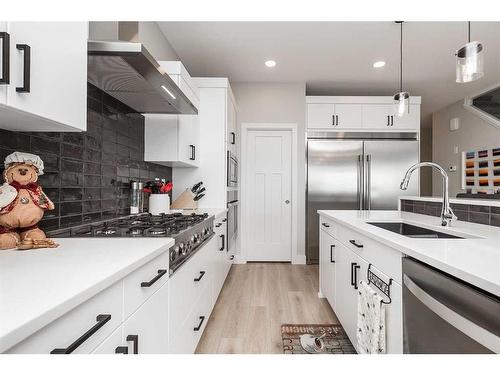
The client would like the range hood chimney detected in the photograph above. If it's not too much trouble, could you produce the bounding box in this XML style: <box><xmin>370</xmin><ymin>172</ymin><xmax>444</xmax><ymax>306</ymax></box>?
<box><xmin>87</xmin><ymin>39</ymin><xmax>198</xmax><ymax>115</ymax></box>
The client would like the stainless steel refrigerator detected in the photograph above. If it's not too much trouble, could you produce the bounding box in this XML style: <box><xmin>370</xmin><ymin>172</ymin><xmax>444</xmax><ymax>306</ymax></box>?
<box><xmin>306</xmin><ymin>138</ymin><xmax>419</xmax><ymax>263</ymax></box>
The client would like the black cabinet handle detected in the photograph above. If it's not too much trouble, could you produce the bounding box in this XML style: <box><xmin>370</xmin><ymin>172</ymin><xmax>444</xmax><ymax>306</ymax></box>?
<box><xmin>194</xmin><ymin>271</ymin><xmax>206</xmax><ymax>282</ymax></box>
<box><xmin>194</xmin><ymin>316</ymin><xmax>205</xmax><ymax>331</ymax></box>
<box><xmin>222</xmin><ymin>218</ymin><xmax>227</xmax><ymax>222</ymax></box>
<box><xmin>330</xmin><ymin>244</ymin><xmax>335</xmax><ymax>263</ymax></box>
<box><xmin>219</xmin><ymin>234</ymin><xmax>225</xmax><ymax>251</ymax></box>
<box><xmin>353</xmin><ymin>264</ymin><xmax>361</xmax><ymax>289</ymax></box>
<box><xmin>331</xmin><ymin>115</ymin><xmax>335</xmax><ymax>126</ymax></box>
<box><xmin>50</xmin><ymin>314</ymin><xmax>111</xmax><ymax>354</ymax></box>
<box><xmin>336</xmin><ymin>115</ymin><xmax>339</xmax><ymax>126</ymax></box>
<box><xmin>0</xmin><ymin>32</ymin><xmax>10</xmax><ymax>84</ymax></box>
<box><xmin>215</xmin><ymin>223</ymin><xmax>222</xmax><ymax>228</ymax></box>
<box><xmin>189</xmin><ymin>144</ymin><xmax>196</xmax><ymax>160</ymax></box>
<box><xmin>231</xmin><ymin>132</ymin><xmax>236</xmax><ymax>145</ymax></box>
<box><xmin>391</xmin><ymin>115</ymin><xmax>394</xmax><ymax>126</ymax></box>
<box><xmin>140</xmin><ymin>269</ymin><xmax>167</xmax><ymax>288</ymax></box>
<box><xmin>349</xmin><ymin>239</ymin><xmax>363</xmax><ymax>248</ymax></box>
<box><xmin>350</xmin><ymin>262</ymin><xmax>356</xmax><ymax>287</ymax></box>
<box><xmin>16</xmin><ymin>44</ymin><xmax>30</xmax><ymax>93</ymax></box>
<box><xmin>115</xmin><ymin>346</ymin><xmax>128</xmax><ymax>354</ymax></box>
<box><xmin>126</xmin><ymin>335</ymin><xmax>138</xmax><ymax>354</ymax></box>
<box><xmin>321</xmin><ymin>222</ymin><xmax>330</xmax><ymax>228</ymax></box>
<box><xmin>387</xmin><ymin>115</ymin><xmax>390</xmax><ymax>126</ymax></box>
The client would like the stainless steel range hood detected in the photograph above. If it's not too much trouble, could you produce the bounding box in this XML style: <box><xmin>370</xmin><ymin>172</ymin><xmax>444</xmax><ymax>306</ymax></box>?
<box><xmin>87</xmin><ymin>40</ymin><xmax>198</xmax><ymax>114</ymax></box>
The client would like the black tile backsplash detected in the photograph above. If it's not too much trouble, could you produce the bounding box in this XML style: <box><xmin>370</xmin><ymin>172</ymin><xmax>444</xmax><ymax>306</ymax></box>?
<box><xmin>401</xmin><ymin>199</ymin><xmax>500</xmax><ymax>227</ymax></box>
<box><xmin>0</xmin><ymin>83</ymin><xmax>172</xmax><ymax>231</ymax></box>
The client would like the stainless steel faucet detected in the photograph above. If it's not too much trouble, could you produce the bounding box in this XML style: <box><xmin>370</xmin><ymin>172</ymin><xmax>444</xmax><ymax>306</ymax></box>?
<box><xmin>400</xmin><ymin>162</ymin><xmax>457</xmax><ymax>226</ymax></box>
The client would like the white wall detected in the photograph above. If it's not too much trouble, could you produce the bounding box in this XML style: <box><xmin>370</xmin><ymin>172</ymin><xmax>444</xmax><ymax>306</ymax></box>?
<box><xmin>231</xmin><ymin>82</ymin><xmax>307</xmax><ymax>263</ymax></box>
<box><xmin>432</xmin><ymin>100</ymin><xmax>500</xmax><ymax>197</ymax></box>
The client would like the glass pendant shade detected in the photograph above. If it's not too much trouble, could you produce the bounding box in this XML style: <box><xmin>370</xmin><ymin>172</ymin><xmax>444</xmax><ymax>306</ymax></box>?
<box><xmin>456</xmin><ymin>41</ymin><xmax>484</xmax><ymax>83</ymax></box>
<box><xmin>393</xmin><ymin>91</ymin><xmax>410</xmax><ymax>117</ymax></box>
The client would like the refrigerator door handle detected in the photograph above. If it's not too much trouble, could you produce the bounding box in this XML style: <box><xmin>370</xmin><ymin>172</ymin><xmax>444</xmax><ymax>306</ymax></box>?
<box><xmin>357</xmin><ymin>155</ymin><xmax>363</xmax><ymax>210</ymax></box>
<box><xmin>365</xmin><ymin>154</ymin><xmax>371</xmax><ymax>210</ymax></box>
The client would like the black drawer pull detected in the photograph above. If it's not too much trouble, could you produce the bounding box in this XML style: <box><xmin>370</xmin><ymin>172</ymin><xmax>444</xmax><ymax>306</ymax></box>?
<box><xmin>127</xmin><ymin>334</ymin><xmax>138</xmax><ymax>354</ymax></box>
<box><xmin>50</xmin><ymin>314</ymin><xmax>111</xmax><ymax>354</ymax></box>
<box><xmin>194</xmin><ymin>316</ymin><xmax>205</xmax><ymax>331</ymax></box>
<box><xmin>0</xmin><ymin>32</ymin><xmax>10</xmax><ymax>84</ymax></box>
<box><xmin>321</xmin><ymin>222</ymin><xmax>330</xmax><ymax>228</ymax></box>
<box><xmin>215</xmin><ymin>223</ymin><xmax>222</xmax><ymax>228</ymax></box>
<box><xmin>115</xmin><ymin>346</ymin><xmax>128</xmax><ymax>354</ymax></box>
<box><xmin>16</xmin><ymin>44</ymin><xmax>30</xmax><ymax>93</ymax></box>
<box><xmin>330</xmin><ymin>244</ymin><xmax>335</xmax><ymax>263</ymax></box>
<box><xmin>349</xmin><ymin>239</ymin><xmax>363</xmax><ymax>248</ymax></box>
<box><xmin>231</xmin><ymin>132</ymin><xmax>236</xmax><ymax>145</ymax></box>
<box><xmin>350</xmin><ymin>262</ymin><xmax>356</xmax><ymax>287</ymax></box>
<box><xmin>189</xmin><ymin>144</ymin><xmax>196</xmax><ymax>160</ymax></box>
<box><xmin>194</xmin><ymin>271</ymin><xmax>206</xmax><ymax>282</ymax></box>
<box><xmin>353</xmin><ymin>264</ymin><xmax>361</xmax><ymax>289</ymax></box>
<box><xmin>222</xmin><ymin>218</ymin><xmax>227</xmax><ymax>222</ymax></box>
<box><xmin>220</xmin><ymin>234</ymin><xmax>225</xmax><ymax>251</ymax></box>
<box><xmin>140</xmin><ymin>269</ymin><xmax>167</xmax><ymax>287</ymax></box>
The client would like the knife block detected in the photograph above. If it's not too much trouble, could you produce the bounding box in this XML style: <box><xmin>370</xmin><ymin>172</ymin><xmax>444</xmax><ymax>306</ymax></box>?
<box><xmin>171</xmin><ymin>189</ymin><xmax>198</xmax><ymax>210</ymax></box>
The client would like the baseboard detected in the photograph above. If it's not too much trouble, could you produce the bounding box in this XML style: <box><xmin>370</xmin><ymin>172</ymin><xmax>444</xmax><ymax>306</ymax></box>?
<box><xmin>292</xmin><ymin>254</ymin><xmax>307</xmax><ymax>265</ymax></box>
<box><xmin>232</xmin><ymin>255</ymin><xmax>247</xmax><ymax>264</ymax></box>
<box><xmin>317</xmin><ymin>291</ymin><xmax>325</xmax><ymax>299</ymax></box>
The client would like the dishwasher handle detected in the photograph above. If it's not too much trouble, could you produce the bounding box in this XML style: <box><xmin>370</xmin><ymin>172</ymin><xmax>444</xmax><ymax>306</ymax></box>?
<box><xmin>403</xmin><ymin>275</ymin><xmax>500</xmax><ymax>353</ymax></box>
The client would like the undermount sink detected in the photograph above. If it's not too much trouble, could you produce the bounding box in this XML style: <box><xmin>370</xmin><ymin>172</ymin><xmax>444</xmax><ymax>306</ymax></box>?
<box><xmin>367</xmin><ymin>222</ymin><xmax>466</xmax><ymax>239</ymax></box>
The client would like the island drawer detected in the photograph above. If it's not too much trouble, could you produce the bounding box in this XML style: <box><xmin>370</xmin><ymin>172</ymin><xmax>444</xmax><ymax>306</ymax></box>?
<box><xmin>319</xmin><ymin>215</ymin><xmax>337</xmax><ymax>238</ymax></box>
<box><xmin>123</xmin><ymin>251</ymin><xmax>169</xmax><ymax>319</ymax></box>
<box><xmin>336</xmin><ymin>223</ymin><xmax>403</xmax><ymax>282</ymax></box>
<box><xmin>6</xmin><ymin>280</ymin><xmax>123</xmax><ymax>354</ymax></box>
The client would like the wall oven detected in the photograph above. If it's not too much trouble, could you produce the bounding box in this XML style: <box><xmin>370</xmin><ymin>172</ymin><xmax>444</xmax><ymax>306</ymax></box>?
<box><xmin>227</xmin><ymin>151</ymin><xmax>238</xmax><ymax>187</ymax></box>
<box><xmin>402</xmin><ymin>257</ymin><xmax>500</xmax><ymax>354</ymax></box>
<box><xmin>226</xmin><ymin>190</ymin><xmax>238</xmax><ymax>253</ymax></box>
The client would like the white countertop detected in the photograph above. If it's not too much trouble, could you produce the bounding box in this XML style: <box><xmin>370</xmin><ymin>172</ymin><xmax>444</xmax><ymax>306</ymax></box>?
<box><xmin>318</xmin><ymin>210</ymin><xmax>500</xmax><ymax>297</ymax></box>
<box><xmin>399</xmin><ymin>196</ymin><xmax>500</xmax><ymax>207</ymax></box>
<box><xmin>0</xmin><ymin>237</ymin><xmax>174</xmax><ymax>352</ymax></box>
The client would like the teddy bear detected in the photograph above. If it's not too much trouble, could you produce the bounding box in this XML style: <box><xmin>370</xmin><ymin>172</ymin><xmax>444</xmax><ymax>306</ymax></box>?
<box><xmin>0</xmin><ymin>152</ymin><xmax>55</xmax><ymax>250</ymax></box>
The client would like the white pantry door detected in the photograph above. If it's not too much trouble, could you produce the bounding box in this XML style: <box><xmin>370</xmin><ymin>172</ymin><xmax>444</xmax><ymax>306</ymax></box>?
<box><xmin>246</xmin><ymin>130</ymin><xmax>292</xmax><ymax>261</ymax></box>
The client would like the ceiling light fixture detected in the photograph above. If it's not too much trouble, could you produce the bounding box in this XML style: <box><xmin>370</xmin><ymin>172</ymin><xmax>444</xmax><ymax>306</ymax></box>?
<box><xmin>393</xmin><ymin>21</ymin><xmax>410</xmax><ymax>117</ymax></box>
<box><xmin>161</xmin><ymin>85</ymin><xmax>176</xmax><ymax>99</ymax></box>
<box><xmin>265</xmin><ymin>60</ymin><xmax>276</xmax><ymax>68</ymax></box>
<box><xmin>455</xmin><ymin>21</ymin><xmax>484</xmax><ymax>83</ymax></box>
<box><xmin>373</xmin><ymin>61</ymin><xmax>386</xmax><ymax>68</ymax></box>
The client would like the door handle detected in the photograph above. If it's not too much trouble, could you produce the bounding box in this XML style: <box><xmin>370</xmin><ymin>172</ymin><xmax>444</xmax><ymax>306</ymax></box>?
<box><xmin>349</xmin><ymin>239</ymin><xmax>364</xmax><ymax>248</ymax></box>
<box><xmin>350</xmin><ymin>262</ymin><xmax>356</xmax><ymax>287</ymax></box>
<box><xmin>353</xmin><ymin>264</ymin><xmax>361</xmax><ymax>289</ymax></box>
<box><xmin>357</xmin><ymin>154</ymin><xmax>363</xmax><ymax>210</ymax></box>
<box><xmin>194</xmin><ymin>316</ymin><xmax>205</xmax><ymax>331</ymax></box>
<box><xmin>231</xmin><ymin>132</ymin><xmax>236</xmax><ymax>144</ymax></box>
<box><xmin>0</xmin><ymin>32</ymin><xmax>10</xmax><ymax>84</ymax></box>
<box><xmin>50</xmin><ymin>314</ymin><xmax>111</xmax><ymax>354</ymax></box>
<box><xmin>126</xmin><ymin>335</ymin><xmax>138</xmax><ymax>354</ymax></box>
<box><xmin>16</xmin><ymin>44</ymin><xmax>30</xmax><ymax>93</ymax></box>
<box><xmin>219</xmin><ymin>234</ymin><xmax>225</xmax><ymax>251</ymax></box>
<box><xmin>189</xmin><ymin>145</ymin><xmax>196</xmax><ymax>160</ymax></box>
<box><xmin>285</xmin><ymin>199</ymin><xmax>290</xmax><ymax>204</ymax></box>
<box><xmin>194</xmin><ymin>270</ymin><xmax>206</xmax><ymax>282</ymax></box>
<box><xmin>365</xmin><ymin>154</ymin><xmax>371</xmax><ymax>210</ymax></box>
<box><xmin>321</xmin><ymin>222</ymin><xmax>330</xmax><ymax>228</ymax></box>
<box><xmin>140</xmin><ymin>269</ymin><xmax>167</xmax><ymax>287</ymax></box>
<box><xmin>330</xmin><ymin>244</ymin><xmax>335</xmax><ymax>263</ymax></box>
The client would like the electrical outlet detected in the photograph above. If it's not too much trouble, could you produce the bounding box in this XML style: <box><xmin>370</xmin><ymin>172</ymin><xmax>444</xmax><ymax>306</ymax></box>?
<box><xmin>454</xmin><ymin>146</ymin><xmax>459</xmax><ymax>154</ymax></box>
<box><xmin>449</xmin><ymin>165</ymin><xmax>457</xmax><ymax>172</ymax></box>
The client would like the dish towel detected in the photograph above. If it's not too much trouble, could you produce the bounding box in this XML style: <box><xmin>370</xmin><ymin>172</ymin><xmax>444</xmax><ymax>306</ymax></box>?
<box><xmin>356</xmin><ymin>280</ymin><xmax>386</xmax><ymax>354</ymax></box>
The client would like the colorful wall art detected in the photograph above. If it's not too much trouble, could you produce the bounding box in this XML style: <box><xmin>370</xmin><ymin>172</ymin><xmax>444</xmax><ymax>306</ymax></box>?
<box><xmin>462</xmin><ymin>147</ymin><xmax>500</xmax><ymax>194</ymax></box>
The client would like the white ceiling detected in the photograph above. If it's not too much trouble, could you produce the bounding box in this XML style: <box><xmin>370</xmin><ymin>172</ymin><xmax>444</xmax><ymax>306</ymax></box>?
<box><xmin>158</xmin><ymin>22</ymin><xmax>500</xmax><ymax>126</ymax></box>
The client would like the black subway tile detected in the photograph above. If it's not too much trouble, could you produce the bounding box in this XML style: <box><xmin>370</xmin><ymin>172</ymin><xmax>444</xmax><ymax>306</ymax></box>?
<box><xmin>490</xmin><ymin>214</ymin><xmax>500</xmax><ymax>227</ymax></box>
<box><xmin>62</xmin><ymin>143</ymin><xmax>83</xmax><ymax>160</ymax></box>
<box><xmin>31</xmin><ymin>136</ymin><xmax>60</xmax><ymax>155</ymax></box>
<box><xmin>61</xmin><ymin>202</ymin><xmax>83</xmax><ymax>216</ymax></box>
<box><xmin>61</xmin><ymin>188</ymin><xmax>83</xmax><ymax>202</ymax></box>
<box><xmin>469</xmin><ymin>212</ymin><xmax>490</xmax><ymax>225</ymax></box>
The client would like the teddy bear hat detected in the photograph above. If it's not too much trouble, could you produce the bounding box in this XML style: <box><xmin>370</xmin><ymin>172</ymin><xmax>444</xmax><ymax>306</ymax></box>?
<box><xmin>4</xmin><ymin>152</ymin><xmax>45</xmax><ymax>175</ymax></box>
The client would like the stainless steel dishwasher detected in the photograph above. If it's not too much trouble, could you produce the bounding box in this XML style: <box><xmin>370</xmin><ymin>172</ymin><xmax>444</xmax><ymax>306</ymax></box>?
<box><xmin>402</xmin><ymin>257</ymin><xmax>500</xmax><ymax>354</ymax></box>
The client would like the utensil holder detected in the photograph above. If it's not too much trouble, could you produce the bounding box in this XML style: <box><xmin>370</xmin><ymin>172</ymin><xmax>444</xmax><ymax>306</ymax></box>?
<box><xmin>148</xmin><ymin>194</ymin><xmax>170</xmax><ymax>215</ymax></box>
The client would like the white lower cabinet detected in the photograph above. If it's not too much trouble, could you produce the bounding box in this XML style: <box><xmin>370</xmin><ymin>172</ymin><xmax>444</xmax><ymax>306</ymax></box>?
<box><xmin>319</xmin><ymin>216</ymin><xmax>403</xmax><ymax>354</ymax></box>
<box><xmin>91</xmin><ymin>326</ymin><xmax>124</xmax><ymax>354</ymax></box>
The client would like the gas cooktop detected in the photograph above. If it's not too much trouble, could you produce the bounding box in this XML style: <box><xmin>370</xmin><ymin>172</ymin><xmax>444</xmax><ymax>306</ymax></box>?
<box><xmin>47</xmin><ymin>212</ymin><xmax>215</xmax><ymax>276</ymax></box>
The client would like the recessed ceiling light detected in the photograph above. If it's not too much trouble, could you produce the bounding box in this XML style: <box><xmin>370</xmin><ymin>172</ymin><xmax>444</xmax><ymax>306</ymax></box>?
<box><xmin>373</xmin><ymin>61</ymin><xmax>386</xmax><ymax>68</ymax></box>
<box><xmin>265</xmin><ymin>60</ymin><xmax>277</xmax><ymax>68</ymax></box>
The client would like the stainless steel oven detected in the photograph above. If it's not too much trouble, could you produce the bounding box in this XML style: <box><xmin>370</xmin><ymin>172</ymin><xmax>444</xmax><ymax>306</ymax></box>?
<box><xmin>227</xmin><ymin>151</ymin><xmax>238</xmax><ymax>187</ymax></box>
<box><xmin>402</xmin><ymin>257</ymin><xmax>500</xmax><ymax>353</ymax></box>
<box><xmin>226</xmin><ymin>190</ymin><xmax>238</xmax><ymax>253</ymax></box>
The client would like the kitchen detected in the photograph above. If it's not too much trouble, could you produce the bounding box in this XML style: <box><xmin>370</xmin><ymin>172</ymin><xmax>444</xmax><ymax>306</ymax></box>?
<box><xmin>1</xmin><ymin>3</ymin><xmax>500</xmax><ymax>374</ymax></box>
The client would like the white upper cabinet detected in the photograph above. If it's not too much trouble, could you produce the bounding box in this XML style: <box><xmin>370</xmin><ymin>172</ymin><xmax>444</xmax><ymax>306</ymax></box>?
<box><xmin>144</xmin><ymin>61</ymin><xmax>200</xmax><ymax>168</ymax></box>
<box><xmin>307</xmin><ymin>103</ymin><xmax>335</xmax><ymax>128</ymax></box>
<box><xmin>0</xmin><ymin>22</ymin><xmax>88</xmax><ymax>132</ymax></box>
<box><xmin>307</xmin><ymin>97</ymin><xmax>420</xmax><ymax>132</ymax></box>
<box><xmin>227</xmin><ymin>92</ymin><xmax>237</xmax><ymax>154</ymax></box>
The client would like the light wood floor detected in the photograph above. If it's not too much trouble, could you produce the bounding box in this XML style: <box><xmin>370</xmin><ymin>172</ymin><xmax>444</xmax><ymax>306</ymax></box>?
<box><xmin>195</xmin><ymin>263</ymin><xmax>339</xmax><ymax>354</ymax></box>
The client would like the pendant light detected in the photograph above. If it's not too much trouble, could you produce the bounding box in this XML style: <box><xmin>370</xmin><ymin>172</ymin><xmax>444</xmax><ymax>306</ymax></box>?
<box><xmin>394</xmin><ymin>21</ymin><xmax>409</xmax><ymax>117</ymax></box>
<box><xmin>456</xmin><ymin>22</ymin><xmax>484</xmax><ymax>83</ymax></box>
